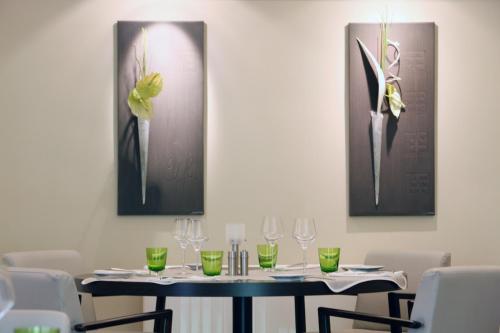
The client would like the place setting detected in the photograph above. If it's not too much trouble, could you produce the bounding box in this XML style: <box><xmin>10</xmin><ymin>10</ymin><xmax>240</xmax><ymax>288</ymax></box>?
<box><xmin>82</xmin><ymin>216</ymin><xmax>407</xmax><ymax>293</ymax></box>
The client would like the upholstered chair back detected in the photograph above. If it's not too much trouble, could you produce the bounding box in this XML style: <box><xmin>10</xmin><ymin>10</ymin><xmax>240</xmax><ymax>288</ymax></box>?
<box><xmin>2</xmin><ymin>250</ymin><xmax>95</xmax><ymax>322</ymax></box>
<box><xmin>409</xmin><ymin>266</ymin><xmax>500</xmax><ymax>333</ymax></box>
<box><xmin>353</xmin><ymin>251</ymin><xmax>451</xmax><ymax>331</ymax></box>
<box><xmin>7</xmin><ymin>267</ymin><xmax>84</xmax><ymax>332</ymax></box>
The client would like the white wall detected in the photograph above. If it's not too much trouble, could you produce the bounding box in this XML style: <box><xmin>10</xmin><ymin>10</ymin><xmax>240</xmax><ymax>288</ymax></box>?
<box><xmin>1</xmin><ymin>0</ymin><xmax>499</xmax><ymax>331</ymax></box>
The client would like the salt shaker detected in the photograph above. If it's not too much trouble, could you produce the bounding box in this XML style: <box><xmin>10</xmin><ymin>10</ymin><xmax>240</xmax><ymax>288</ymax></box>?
<box><xmin>228</xmin><ymin>251</ymin><xmax>238</xmax><ymax>276</ymax></box>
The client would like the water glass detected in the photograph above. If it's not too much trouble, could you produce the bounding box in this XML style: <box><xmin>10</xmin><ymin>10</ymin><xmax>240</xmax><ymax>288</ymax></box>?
<box><xmin>201</xmin><ymin>251</ymin><xmax>223</xmax><ymax>276</ymax></box>
<box><xmin>174</xmin><ymin>217</ymin><xmax>190</xmax><ymax>274</ymax></box>
<box><xmin>187</xmin><ymin>218</ymin><xmax>208</xmax><ymax>272</ymax></box>
<box><xmin>257</xmin><ymin>244</ymin><xmax>278</xmax><ymax>270</ymax></box>
<box><xmin>318</xmin><ymin>248</ymin><xmax>340</xmax><ymax>273</ymax></box>
<box><xmin>292</xmin><ymin>218</ymin><xmax>317</xmax><ymax>272</ymax></box>
<box><xmin>146</xmin><ymin>247</ymin><xmax>167</xmax><ymax>276</ymax></box>
<box><xmin>261</xmin><ymin>216</ymin><xmax>284</xmax><ymax>244</ymax></box>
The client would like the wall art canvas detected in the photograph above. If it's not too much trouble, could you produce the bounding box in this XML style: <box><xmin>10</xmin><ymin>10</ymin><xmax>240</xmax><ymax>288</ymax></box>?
<box><xmin>348</xmin><ymin>23</ymin><xmax>435</xmax><ymax>216</ymax></box>
<box><xmin>117</xmin><ymin>21</ymin><xmax>205</xmax><ymax>215</ymax></box>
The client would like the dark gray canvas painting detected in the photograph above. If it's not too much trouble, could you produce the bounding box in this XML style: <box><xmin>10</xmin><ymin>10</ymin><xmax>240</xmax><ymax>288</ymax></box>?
<box><xmin>117</xmin><ymin>21</ymin><xmax>204</xmax><ymax>215</ymax></box>
<box><xmin>348</xmin><ymin>23</ymin><xmax>435</xmax><ymax>216</ymax></box>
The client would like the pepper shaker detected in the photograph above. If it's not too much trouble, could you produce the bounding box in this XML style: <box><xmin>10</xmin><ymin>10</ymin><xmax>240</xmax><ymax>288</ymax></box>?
<box><xmin>240</xmin><ymin>250</ymin><xmax>249</xmax><ymax>276</ymax></box>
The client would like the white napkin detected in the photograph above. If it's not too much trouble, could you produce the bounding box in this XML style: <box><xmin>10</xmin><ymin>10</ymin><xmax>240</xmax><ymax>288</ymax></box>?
<box><xmin>306</xmin><ymin>270</ymin><xmax>407</xmax><ymax>293</ymax></box>
<box><xmin>81</xmin><ymin>274</ymin><xmax>217</xmax><ymax>285</ymax></box>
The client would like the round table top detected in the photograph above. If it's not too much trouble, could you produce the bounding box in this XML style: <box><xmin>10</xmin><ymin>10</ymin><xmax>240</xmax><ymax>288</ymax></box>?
<box><xmin>75</xmin><ymin>274</ymin><xmax>400</xmax><ymax>298</ymax></box>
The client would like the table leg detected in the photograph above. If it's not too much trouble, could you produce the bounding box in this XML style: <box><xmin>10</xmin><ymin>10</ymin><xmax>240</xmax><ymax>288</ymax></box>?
<box><xmin>233</xmin><ymin>296</ymin><xmax>252</xmax><ymax>333</ymax></box>
<box><xmin>154</xmin><ymin>296</ymin><xmax>166</xmax><ymax>333</ymax></box>
<box><xmin>294</xmin><ymin>296</ymin><xmax>306</xmax><ymax>333</ymax></box>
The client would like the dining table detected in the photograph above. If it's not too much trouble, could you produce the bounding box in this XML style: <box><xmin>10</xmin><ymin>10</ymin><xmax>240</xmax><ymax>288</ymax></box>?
<box><xmin>75</xmin><ymin>268</ymin><xmax>404</xmax><ymax>333</ymax></box>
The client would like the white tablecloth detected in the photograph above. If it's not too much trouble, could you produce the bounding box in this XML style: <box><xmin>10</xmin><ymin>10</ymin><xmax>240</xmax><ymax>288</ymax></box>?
<box><xmin>84</xmin><ymin>267</ymin><xmax>406</xmax><ymax>333</ymax></box>
<box><xmin>84</xmin><ymin>268</ymin><xmax>406</xmax><ymax>293</ymax></box>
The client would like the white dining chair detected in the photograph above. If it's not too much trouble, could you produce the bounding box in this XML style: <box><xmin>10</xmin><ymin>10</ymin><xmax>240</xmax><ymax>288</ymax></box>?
<box><xmin>307</xmin><ymin>251</ymin><xmax>451</xmax><ymax>333</ymax></box>
<box><xmin>350</xmin><ymin>250</ymin><xmax>451</xmax><ymax>332</ymax></box>
<box><xmin>0</xmin><ymin>309</ymin><xmax>71</xmax><ymax>333</ymax></box>
<box><xmin>319</xmin><ymin>266</ymin><xmax>500</xmax><ymax>333</ymax></box>
<box><xmin>7</xmin><ymin>267</ymin><xmax>172</xmax><ymax>333</ymax></box>
<box><xmin>1</xmin><ymin>250</ymin><xmax>96</xmax><ymax>322</ymax></box>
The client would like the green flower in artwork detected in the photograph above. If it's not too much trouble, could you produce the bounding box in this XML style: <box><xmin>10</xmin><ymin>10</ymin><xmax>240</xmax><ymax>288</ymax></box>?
<box><xmin>128</xmin><ymin>72</ymin><xmax>163</xmax><ymax>119</ymax></box>
<box><xmin>127</xmin><ymin>27</ymin><xmax>164</xmax><ymax>120</ymax></box>
<box><xmin>385</xmin><ymin>83</ymin><xmax>405</xmax><ymax>119</ymax></box>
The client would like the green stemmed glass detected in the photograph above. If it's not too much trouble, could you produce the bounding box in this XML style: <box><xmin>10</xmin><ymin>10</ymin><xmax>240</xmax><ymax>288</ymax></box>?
<box><xmin>146</xmin><ymin>247</ymin><xmax>167</xmax><ymax>277</ymax></box>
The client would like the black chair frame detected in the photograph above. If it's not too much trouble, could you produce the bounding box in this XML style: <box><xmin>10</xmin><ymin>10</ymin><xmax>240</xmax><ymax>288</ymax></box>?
<box><xmin>74</xmin><ymin>309</ymin><xmax>173</xmax><ymax>333</ymax></box>
<box><xmin>388</xmin><ymin>292</ymin><xmax>417</xmax><ymax>333</ymax></box>
<box><xmin>318</xmin><ymin>307</ymin><xmax>421</xmax><ymax>333</ymax></box>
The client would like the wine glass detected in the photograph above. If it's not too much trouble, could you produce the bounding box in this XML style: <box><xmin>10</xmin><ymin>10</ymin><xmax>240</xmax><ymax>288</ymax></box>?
<box><xmin>292</xmin><ymin>218</ymin><xmax>317</xmax><ymax>272</ymax></box>
<box><xmin>261</xmin><ymin>216</ymin><xmax>284</xmax><ymax>270</ymax></box>
<box><xmin>0</xmin><ymin>267</ymin><xmax>15</xmax><ymax>321</ymax></box>
<box><xmin>174</xmin><ymin>217</ymin><xmax>190</xmax><ymax>274</ymax></box>
<box><xmin>187</xmin><ymin>218</ymin><xmax>208</xmax><ymax>272</ymax></box>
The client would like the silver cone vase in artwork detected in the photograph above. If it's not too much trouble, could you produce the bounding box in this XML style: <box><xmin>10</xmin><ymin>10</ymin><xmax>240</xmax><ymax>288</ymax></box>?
<box><xmin>370</xmin><ymin>111</ymin><xmax>384</xmax><ymax>206</ymax></box>
<box><xmin>138</xmin><ymin>118</ymin><xmax>150</xmax><ymax>205</ymax></box>
<box><xmin>356</xmin><ymin>38</ymin><xmax>386</xmax><ymax>207</ymax></box>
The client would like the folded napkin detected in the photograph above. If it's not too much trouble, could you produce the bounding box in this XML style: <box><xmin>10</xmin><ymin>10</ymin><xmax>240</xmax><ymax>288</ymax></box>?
<box><xmin>306</xmin><ymin>270</ymin><xmax>407</xmax><ymax>293</ymax></box>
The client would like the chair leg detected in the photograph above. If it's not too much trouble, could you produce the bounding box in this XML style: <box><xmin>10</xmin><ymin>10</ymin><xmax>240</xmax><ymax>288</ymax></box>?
<box><xmin>318</xmin><ymin>308</ymin><xmax>331</xmax><ymax>333</ymax></box>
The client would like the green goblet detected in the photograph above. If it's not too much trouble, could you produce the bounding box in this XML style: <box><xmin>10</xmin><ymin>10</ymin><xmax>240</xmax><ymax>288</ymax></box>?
<box><xmin>257</xmin><ymin>244</ymin><xmax>278</xmax><ymax>271</ymax></box>
<box><xmin>318</xmin><ymin>247</ymin><xmax>340</xmax><ymax>273</ymax></box>
<box><xmin>201</xmin><ymin>251</ymin><xmax>223</xmax><ymax>276</ymax></box>
<box><xmin>146</xmin><ymin>247</ymin><xmax>167</xmax><ymax>277</ymax></box>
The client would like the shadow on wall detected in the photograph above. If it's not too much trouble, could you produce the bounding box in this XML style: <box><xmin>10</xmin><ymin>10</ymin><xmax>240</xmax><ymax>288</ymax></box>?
<box><xmin>1</xmin><ymin>1</ymin><xmax>84</xmax><ymax>63</ymax></box>
<box><xmin>347</xmin><ymin>216</ymin><xmax>437</xmax><ymax>233</ymax></box>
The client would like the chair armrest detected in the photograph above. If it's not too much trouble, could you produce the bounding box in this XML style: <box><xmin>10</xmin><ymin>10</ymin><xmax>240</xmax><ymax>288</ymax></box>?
<box><xmin>318</xmin><ymin>307</ymin><xmax>421</xmax><ymax>333</ymax></box>
<box><xmin>74</xmin><ymin>309</ymin><xmax>172</xmax><ymax>332</ymax></box>
<box><xmin>388</xmin><ymin>292</ymin><xmax>416</xmax><ymax>317</ymax></box>
<box><xmin>388</xmin><ymin>292</ymin><xmax>417</xmax><ymax>333</ymax></box>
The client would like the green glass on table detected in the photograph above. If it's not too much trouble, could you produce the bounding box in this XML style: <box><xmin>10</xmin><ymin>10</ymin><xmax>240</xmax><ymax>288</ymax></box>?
<box><xmin>200</xmin><ymin>251</ymin><xmax>223</xmax><ymax>276</ymax></box>
<box><xmin>257</xmin><ymin>244</ymin><xmax>278</xmax><ymax>270</ymax></box>
<box><xmin>146</xmin><ymin>247</ymin><xmax>168</xmax><ymax>276</ymax></box>
<box><xmin>318</xmin><ymin>247</ymin><xmax>340</xmax><ymax>273</ymax></box>
<box><xmin>14</xmin><ymin>327</ymin><xmax>60</xmax><ymax>333</ymax></box>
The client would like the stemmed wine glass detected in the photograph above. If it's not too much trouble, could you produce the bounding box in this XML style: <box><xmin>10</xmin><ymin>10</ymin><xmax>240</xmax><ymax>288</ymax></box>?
<box><xmin>292</xmin><ymin>218</ymin><xmax>317</xmax><ymax>273</ymax></box>
<box><xmin>0</xmin><ymin>267</ymin><xmax>15</xmax><ymax>321</ymax></box>
<box><xmin>187</xmin><ymin>218</ymin><xmax>208</xmax><ymax>272</ymax></box>
<box><xmin>261</xmin><ymin>216</ymin><xmax>284</xmax><ymax>271</ymax></box>
<box><xmin>174</xmin><ymin>217</ymin><xmax>190</xmax><ymax>275</ymax></box>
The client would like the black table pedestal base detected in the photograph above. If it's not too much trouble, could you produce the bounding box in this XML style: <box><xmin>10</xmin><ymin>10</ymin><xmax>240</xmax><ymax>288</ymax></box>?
<box><xmin>233</xmin><ymin>296</ymin><xmax>252</xmax><ymax>333</ymax></box>
<box><xmin>294</xmin><ymin>295</ymin><xmax>306</xmax><ymax>333</ymax></box>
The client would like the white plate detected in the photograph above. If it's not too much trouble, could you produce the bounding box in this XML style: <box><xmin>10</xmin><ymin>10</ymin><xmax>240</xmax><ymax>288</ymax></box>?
<box><xmin>340</xmin><ymin>265</ymin><xmax>384</xmax><ymax>272</ymax></box>
<box><xmin>275</xmin><ymin>264</ymin><xmax>320</xmax><ymax>271</ymax></box>
<box><xmin>269</xmin><ymin>274</ymin><xmax>306</xmax><ymax>281</ymax></box>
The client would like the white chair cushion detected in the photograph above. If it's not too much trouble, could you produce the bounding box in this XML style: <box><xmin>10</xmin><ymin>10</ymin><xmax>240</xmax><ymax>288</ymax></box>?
<box><xmin>0</xmin><ymin>310</ymin><xmax>71</xmax><ymax>333</ymax></box>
